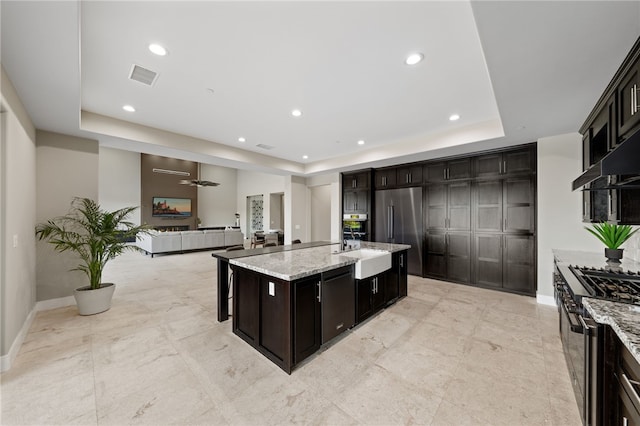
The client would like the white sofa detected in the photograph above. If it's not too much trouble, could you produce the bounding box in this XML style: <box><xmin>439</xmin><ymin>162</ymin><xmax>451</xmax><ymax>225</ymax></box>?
<box><xmin>136</xmin><ymin>229</ymin><xmax>244</xmax><ymax>257</ymax></box>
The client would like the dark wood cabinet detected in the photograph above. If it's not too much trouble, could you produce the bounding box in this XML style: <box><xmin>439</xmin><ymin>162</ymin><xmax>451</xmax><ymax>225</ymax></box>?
<box><xmin>343</xmin><ymin>171</ymin><xmax>370</xmax><ymax>190</ymax></box>
<box><xmin>612</xmin><ymin>328</ymin><xmax>640</xmax><ymax>426</ymax></box>
<box><xmin>475</xmin><ymin>147</ymin><xmax>534</xmax><ymax>178</ymax></box>
<box><xmin>503</xmin><ymin>235</ymin><xmax>535</xmax><ymax>293</ymax></box>
<box><xmin>395</xmin><ymin>250</ymin><xmax>408</xmax><ymax>297</ymax></box>
<box><xmin>579</xmin><ymin>37</ymin><xmax>640</xmax><ymax>225</ymax></box>
<box><xmin>293</xmin><ymin>275</ymin><xmax>321</xmax><ymax>364</ymax></box>
<box><xmin>618</xmin><ymin>61</ymin><xmax>640</xmax><ymax>139</ymax></box>
<box><xmin>424</xmin><ymin>158</ymin><xmax>471</xmax><ymax>182</ymax></box>
<box><xmin>375</xmin><ymin>167</ymin><xmax>398</xmax><ymax>189</ymax></box>
<box><xmin>473</xmin><ymin>234</ymin><xmax>534</xmax><ymax>294</ymax></box>
<box><xmin>343</xmin><ymin>190</ymin><xmax>368</xmax><ymax>213</ymax></box>
<box><xmin>233</xmin><ymin>267</ymin><xmax>260</xmax><ymax>343</ymax></box>
<box><xmin>474</xmin><ymin>234</ymin><xmax>503</xmax><ymax>289</ymax></box>
<box><xmin>260</xmin><ymin>276</ymin><xmax>290</xmax><ymax>363</ymax></box>
<box><xmin>474</xmin><ymin>178</ymin><xmax>535</xmax><ymax>234</ymax></box>
<box><xmin>396</xmin><ymin>165</ymin><xmax>422</xmax><ymax>187</ymax></box>
<box><xmin>426</xmin><ymin>181</ymin><xmax>471</xmax><ymax>231</ymax></box>
<box><xmin>356</xmin><ymin>273</ymin><xmax>385</xmax><ymax>323</ymax></box>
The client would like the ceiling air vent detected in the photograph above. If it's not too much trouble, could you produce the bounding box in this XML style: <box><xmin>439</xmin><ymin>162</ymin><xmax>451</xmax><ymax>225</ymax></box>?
<box><xmin>256</xmin><ymin>143</ymin><xmax>275</xmax><ymax>150</ymax></box>
<box><xmin>129</xmin><ymin>64</ymin><xmax>158</xmax><ymax>86</ymax></box>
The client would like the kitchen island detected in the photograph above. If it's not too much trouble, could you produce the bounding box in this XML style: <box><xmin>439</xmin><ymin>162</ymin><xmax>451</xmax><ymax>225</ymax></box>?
<box><xmin>220</xmin><ymin>242</ymin><xmax>409</xmax><ymax>373</ymax></box>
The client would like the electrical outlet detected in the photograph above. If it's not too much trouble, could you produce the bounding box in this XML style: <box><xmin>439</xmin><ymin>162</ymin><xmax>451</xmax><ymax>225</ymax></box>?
<box><xmin>268</xmin><ymin>281</ymin><xmax>275</xmax><ymax>296</ymax></box>
<box><xmin>13</xmin><ymin>234</ymin><xmax>18</xmax><ymax>248</ymax></box>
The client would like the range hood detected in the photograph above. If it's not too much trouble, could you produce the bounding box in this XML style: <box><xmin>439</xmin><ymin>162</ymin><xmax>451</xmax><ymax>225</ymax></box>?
<box><xmin>572</xmin><ymin>128</ymin><xmax>640</xmax><ymax>191</ymax></box>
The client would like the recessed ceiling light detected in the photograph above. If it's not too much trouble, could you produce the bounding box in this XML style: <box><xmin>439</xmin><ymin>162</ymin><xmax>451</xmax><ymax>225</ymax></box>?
<box><xmin>405</xmin><ymin>53</ymin><xmax>424</xmax><ymax>65</ymax></box>
<box><xmin>291</xmin><ymin>109</ymin><xmax>302</xmax><ymax>117</ymax></box>
<box><xmin>238</xmin><ymin>137</ymin><xmax>246</xmax><ymax>143</ymax></box>
<box><xmin>357</xmin><ymin>140</ymin><xmax>365</xmax><ymax>145</ymax></box>
<box><xmin>302</xmin><ymin>155</ymin><xmax>308</xmax><ymax>159</ymax></box>
<box><xmin>123</xmin><ymin>105</ymin><xmax>135</xmax><ymax>112</ymax></box>
<box><xmin>148</xmin><ymin>43</ymin><xmax>167</xmax><ymax>56</ymax></box>
<box><xmin>449</xmin><ymin>114</ymin><xmax>460</xmax><ymax>121</ymax></box>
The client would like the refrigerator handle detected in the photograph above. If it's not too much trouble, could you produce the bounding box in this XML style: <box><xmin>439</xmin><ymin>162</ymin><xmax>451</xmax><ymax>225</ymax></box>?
<box><xmin>387</xmin><ymin>206</ymin><xmax>391</xmax><ymax>239</ymax></box>
<box><xmin>390</xmin><ymin>205</ymin><xmax>395</xmax><ymax>240</ymax></box>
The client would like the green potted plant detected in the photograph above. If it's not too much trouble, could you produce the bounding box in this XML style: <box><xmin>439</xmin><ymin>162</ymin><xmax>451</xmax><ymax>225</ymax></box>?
<box><xmin>584</xmin><ymin>222</ymin><xmax>638</xmax><ymax>263</ymax></box>
<box><xmin>35</xmin><ymin>197</ymin><xmax>150</xmax><ymax>315</ymax></box>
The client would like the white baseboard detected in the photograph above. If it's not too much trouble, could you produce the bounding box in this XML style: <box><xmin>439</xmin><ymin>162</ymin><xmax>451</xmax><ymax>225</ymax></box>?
<box><xmin>1</xmin><ymin>295</ymin><xmax>75</xmax><ymax>372</ymax></box>
<box><xmin>35</xmin><ymin>295</ymin><xmax>75</xmax><ymax>311</ymax></box>
<box><xmin>0</xmin><ymin>307</ymin><xmax>36</xmax><ymax>372</ymax></box>
<box><xmin>536</xmin><ymin>293</ymin><xmax>556</xmax><ymax>307</ymax></box>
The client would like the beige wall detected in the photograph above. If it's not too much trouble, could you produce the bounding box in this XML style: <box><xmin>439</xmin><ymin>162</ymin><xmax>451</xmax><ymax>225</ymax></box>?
<box><xmin>99</xmin><ymin>147</ymin><xmax>141</xmax><ymax>225</ymax></box>
<box><xmin>310</xmin><ymin>185</ymin><xmax>332</xmax><ymax>241</ymax></box>
<box><xmin>1</xmin><ymin>66</ymin><xmax>37</xmax><ymax>366</ymax></box>
<box><xmin>36</xmin><ymin>131</ymin><xmax>99</xmax><ymax>301</ymax></box>
<box><xmin>536</xmin><ymin>133</ymin><xmax>601</xmax><ymax>301</ymax></box>
<box><xmin>198</xmin><ymin>163</ymin><xmax>238</xmax><ymax>227</ymax></box>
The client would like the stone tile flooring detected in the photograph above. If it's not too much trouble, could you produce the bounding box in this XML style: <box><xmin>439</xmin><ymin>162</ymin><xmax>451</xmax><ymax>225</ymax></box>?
<box><xmin>1</xmin><ymin>249</ymin><xmax>581</xmax><ymax>425</ymax></box>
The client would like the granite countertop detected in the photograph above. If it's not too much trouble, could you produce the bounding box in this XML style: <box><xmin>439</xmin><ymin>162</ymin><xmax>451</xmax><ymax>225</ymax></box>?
<box><xmin>583</xmin><ymin>299</ymin><xmax>640</xmax><ymax>364</ymax></box>
<box><xmin>229</xmin><ymin>241</ymin><xmax>411</xmax><ymax>281</ymax></box>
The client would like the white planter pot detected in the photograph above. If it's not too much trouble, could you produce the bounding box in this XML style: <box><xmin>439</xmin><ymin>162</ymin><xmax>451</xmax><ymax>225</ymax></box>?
<box><xmin>73</xmin><ymin>283</ymin><xmax>115</xmax><ymax>315</ymax></box>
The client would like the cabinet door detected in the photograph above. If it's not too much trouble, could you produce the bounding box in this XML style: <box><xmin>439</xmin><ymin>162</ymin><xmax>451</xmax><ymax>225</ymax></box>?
<box><xmin>503</xmin><ymin>148</ymin><xmax>534</xmax><ymax>175</ymax></box>
<box><xmin>424</xmin><ymin>232</ymin><xmax>446</xmax><ymax>279</ymax></box>
<box><xmin>343</xmin><ymin>172</ymin><xmax>369</xmax><ymax>190</ymax></box>
<box><xmin>424</xmin><ymin>162</ymin><xmax>447</xmax><ymax>182</ymax></box>
<box><xmin>293</xmin><ymin>276</ymin><xmax>321</xmax><ymax>364</ymax></box>
<box><xmin>234</xmin><ymin>267</ymin><xmax>260</xmax><ymax>343</ymax></box>
<box><xmin>503</xmin><ymin>235</ymin><xmax>535</xmax><ymax>295</ymax></box>
<box><xmin>448</xmin><ymin>181</ymin><xmax>471</xmax><ymax>231</ymax></box>
<box><xmin>343</xmin><ymin>190</ymin><xmax>368</xmax><ymax>213</ymax></box>
<box><xmin>375</xmin><ymin>168</ymin><xmax>397</xmax><ymax>189</ymax></box>
<box><xmin>447</xmin><ymin>233</ymin><xmax>471</xmax><ymax>284</ymax></box>
<box><xmin>260</xmin><ymin>277</ymin><xmax>290</xmax><ymax>362</ymax></box>
<box><xmin>474</xmin><ymin>234</ymin><xmax>503</xmax><ymax>288</ymax></box>
<box><xmin>343</xmin><ymin>191</ymin><xmax>356</xmax><ymax>213</ymax></box>
<box><xmin>397</xmin><ymin>165</ymin><xmax>422</xmax><ymax>187</ymax></box>
<box><xmin>447</xmin><ymin>158</ymin><xmax>471</xmax><ymax>180</ymax></box>
<box><xmin>426</xmin><ymin>184</ymin><xmax>447</xmax><ymax>230</ymax></box>
<box><xmin>372</xmin><ymin>274</ymin><xmax>386</xmax><ymax>311</ymax></box>
<box><xmin>503</xmin><ymin>177</ymin><xmax>534</xmax><ymax>233</ymax></box>
<box><xmin>356</xmin><ymin>278</ymin><xmax>374</xmax><ymax>323</ymax></box>
<box><xmin>384</xmin><ymin>262</ymin><xmax>399</xmax><ymax>304</ymax></box>
<box><xmin>475</xmin><ymin>153</ymin><xmax>502</xmax><ymax>178</ymax></box>
<box><xmin>475</xmin><ymin>180</ymin><xmax>503</xmax><ymax>232</ymax></box>
<box><xmin>397</xmin><ymin>251</ymin><xmax>408</xmax><ymax>297</ymax></box>
<box><xmin>618</xmin><ymin>63</ymin><xmax>640</xmax><ymax>138</ymax></box>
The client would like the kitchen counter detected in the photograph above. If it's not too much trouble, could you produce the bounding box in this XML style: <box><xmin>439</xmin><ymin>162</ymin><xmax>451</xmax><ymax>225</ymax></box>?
<box><xmin>584</xmin><ymin>299</ymin><xmax>640</xmax><ymax>364</ymax></box>
<box><xmin>229</xmin><ymin>241</ymin><xmax>411</xmax><ymax>281</ymax></box>
<box><xmin>553</xmin><ymin>249</ymin><xmax>640</xmax><ymax>272</ymax></box>
<box><xmin>555</xmin><ymin>249</ymin><xmax>640</xmax><ymax>364</ymax></box>
<box><xmin>228</xmin><ymin>241</ymin><xmax>411</xmax><ymax>373</ymax></box>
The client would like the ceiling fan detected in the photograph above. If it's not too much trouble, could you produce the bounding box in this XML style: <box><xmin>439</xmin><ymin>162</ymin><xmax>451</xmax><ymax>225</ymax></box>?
<box><xmin>178</xmin><ymin>163</ymin><xmax>220</xmax><ymax>187</ymax></box>
<box><xmin>179</xmin><ymin>179</ymin><xmax>219</xmax><ymax>187</ymax></box>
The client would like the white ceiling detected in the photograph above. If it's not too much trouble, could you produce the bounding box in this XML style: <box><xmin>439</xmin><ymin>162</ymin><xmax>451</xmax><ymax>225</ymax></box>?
<box><xmin>2</xmin><ymin>1</ymin><xmax>640</xmax><ymax>176</ymax></box>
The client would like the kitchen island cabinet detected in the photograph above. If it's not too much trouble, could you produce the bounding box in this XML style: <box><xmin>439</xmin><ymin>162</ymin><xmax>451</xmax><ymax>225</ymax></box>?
<box><xmin>228</xmin><ymin>242</ymin><xmax>409</xmax><ymax>373</ymax></box>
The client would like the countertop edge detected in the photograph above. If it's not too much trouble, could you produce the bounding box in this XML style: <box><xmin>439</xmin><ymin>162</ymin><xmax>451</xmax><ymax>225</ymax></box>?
<box><xmin>583</xmin><ymin>298</ymin><xmax>640</xmax><ymax>365</ymax></box>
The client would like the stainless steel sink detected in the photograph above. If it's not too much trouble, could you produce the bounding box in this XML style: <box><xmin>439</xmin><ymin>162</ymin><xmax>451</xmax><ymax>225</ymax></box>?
<box><xmin>340</xmin><ymin>248</ymin><xmax>391</xmax><ymax>279</ymax></box>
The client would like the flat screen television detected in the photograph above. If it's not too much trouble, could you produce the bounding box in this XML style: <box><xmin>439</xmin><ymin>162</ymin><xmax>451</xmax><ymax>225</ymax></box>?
<box><xmin>152</xmin><ymin>197</ymin><xmax>192</xmax><ymax>217</ymax></box>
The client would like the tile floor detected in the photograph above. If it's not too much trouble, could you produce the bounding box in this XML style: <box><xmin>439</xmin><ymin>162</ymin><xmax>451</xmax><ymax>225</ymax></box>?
<box><xmin>1</xmin><ymin>249</ymin><xmax>581</xmax><ymax>425</ymax></box>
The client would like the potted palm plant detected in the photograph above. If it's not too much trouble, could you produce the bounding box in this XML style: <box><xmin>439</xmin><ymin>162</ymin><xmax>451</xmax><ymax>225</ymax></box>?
<box><xmin>585</xmin><ymin>222</ymin><xmax>638</xmax><ymax>263</ymax></box>
<box><xmin>35</xmin><ymin>197</ymin><xmax>149</xmax><ymax>315</ymax></box>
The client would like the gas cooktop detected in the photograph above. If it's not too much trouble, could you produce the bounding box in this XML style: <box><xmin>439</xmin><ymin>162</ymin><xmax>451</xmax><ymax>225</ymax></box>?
<box><xmin>570</xmin><ymin>265</ymin><xmax>640</xmax><ymax>305</ymax></box>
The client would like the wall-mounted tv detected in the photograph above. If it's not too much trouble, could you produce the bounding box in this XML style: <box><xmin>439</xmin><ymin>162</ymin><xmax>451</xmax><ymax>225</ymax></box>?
<box><xmin>152</xmin><ymin>197</ymin><xmax>192</xmax><ymax>217</ymax></box>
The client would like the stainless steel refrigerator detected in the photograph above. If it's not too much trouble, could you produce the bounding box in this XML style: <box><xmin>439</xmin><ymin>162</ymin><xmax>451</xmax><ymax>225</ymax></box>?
<box><xmin>374</xmin><ymin>187</ymin><xmax>423</xmax><ymax>276</ymax></box>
